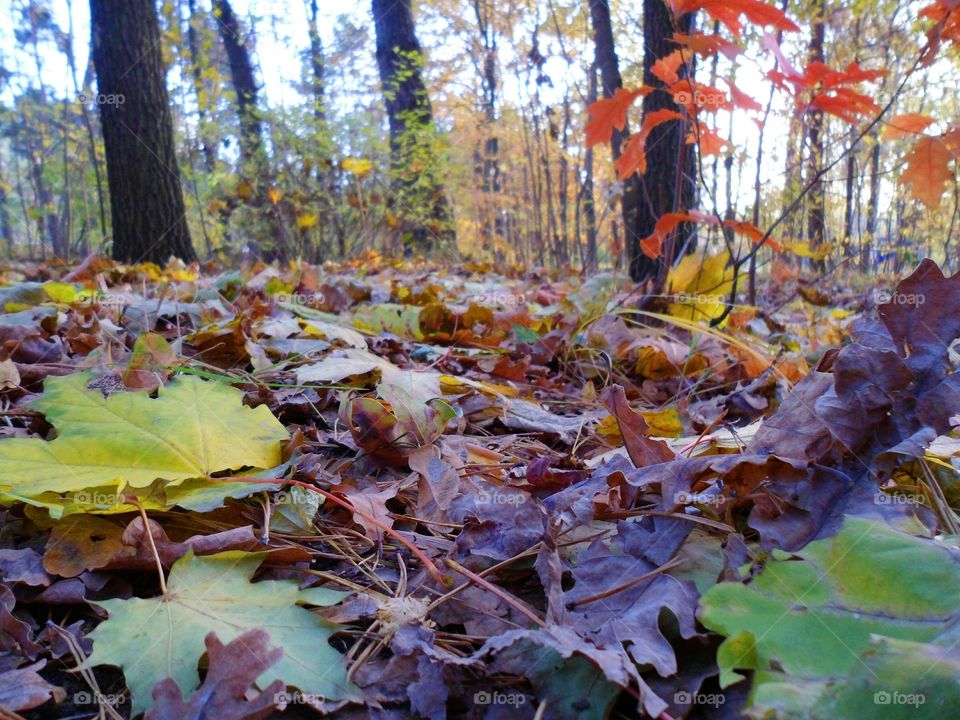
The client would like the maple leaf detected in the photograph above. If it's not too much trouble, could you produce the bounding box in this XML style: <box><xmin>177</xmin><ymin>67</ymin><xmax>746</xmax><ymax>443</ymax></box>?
<box><xmin>637</xmin><ymin>212</ymin><xmax>694</xmax><ymax>259</ymax></box>
<box><xmin>688</xmin><ymin>126</ymin><xmax>729</xmax><ymax>156</ymax></box>
<box><xmin>584</xmin><ymin>87</ymin><xmax>649</xmax><ymax>148</ymax></box>
<box><xmin>724</xmin><ymin>219</ymin><xmax>782</xmax><ymax>252</ymax></box>
<box><xmin>666</xmin><ymin>251</ymin><xmax>735</xmax><ymax>322</ymax></box>
<box><xmin>0</xmin><ymin>373</ymin><xmax>288</xmax><ymax>500</ymax></box>
<box><xmin>701</xmin><ymin>517</ymin><xmax>960</xmax><ymax>713</ymax></box>
<box><xmin>766</xmin><ymin>51</ymin><xmax>886</xmax><ymax>123</ymax></box>
<box><xmin>669</xmin><ymin>0</ymin><xmax>799</xmax><ymax>37</ymax></box>
<box><xmin>672</xmin><ymin>32</ymin><xmax>742</xmax><ymax>61</ymax></box>
<box><xmin>651</xmin><ymin>50</ymin><xmax>687</xmax><ymax>85</ymax></box>
<box><xmin>615</xmin><ymin>109</ymin><xmax>685</xmax><ymax>179</ymax></box>
<box><xmin>899</xmin><ymin>133</ymin><xmax>957</xmax><ymax>208</ymax></box>
<box><xmin>809</xmin><ymin>86</ymin><xmax>879</xmax><ymax>124</ymax></box>
<box><xmin>919</xmin><ymin>0</ymin><xmax>960</xmax><ymax>63</ymax></box>
<box><xmin>85</xmin><ymin>550</ymin><xmax>353</xmax><ymax>716</ymax></box>
<box><xmin>727</xmin><ymin>79</ymin><xmax>763</xmax><ymax>111</ymax></box>
<box><xmin>882</xmin><ymin>112</ymin><xmax>936</xmax><ymax>140</ymax></box>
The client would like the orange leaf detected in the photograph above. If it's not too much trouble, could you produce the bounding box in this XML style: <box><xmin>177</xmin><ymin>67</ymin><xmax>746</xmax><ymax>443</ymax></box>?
<box><xmin>652</xmin><ymin>50</ymin><xmax>686</xmax><ymax>85</ymax></box>
<box><xmin>900</xmin><ymin>134</ymin><xmax>956</xmax><ymax>208</ymax></box>
<box><xmin>724</xmin><ymin>220</ymin><xmax>782</xmax><ymax>252</ymax></box>
<box><xmin>883</xmin><ymin>113</ymin><xmax>936</xmax><ymax>140</ymax></box>
<box><xmin>585</xmin><ymin>87</ymin><xmax>649</xmax><ymax>148</ymax></box>
<box><xmin>688</xmin><ymin>126</ymin><xmax>729</xmax><ymax>156</ymax></box>
<box><xmin>639</xmin><ymin>212</ymin><xmax>694</xmax><ymax>260</ymax></box>
<box><xmin>670</xmin><ymin>0</ymin><xmax>799</xmax><ymax>37</ymax></box>
<box><xmin>614</xmin><ymin>109</ymin><xmax>685</xmax><ymax>179</ymax></box>
<box><xmin>616</xmin><ymin>133</ymin><xmax>648</xmax><ymax>181</ymax></box>
<box><xmin>727</xmin><ymin>80</ymin><xmax>763</xmax><ymax>112</ymax></box>
<box><xmin>809</xmin><ymin>88</ymin><xmax>879</xmax><ymax>124</ymax></box>
<box><xmin>672</xmin><ymin>32</ymin><xmax>742</xmax><ymax>60</ymax></box>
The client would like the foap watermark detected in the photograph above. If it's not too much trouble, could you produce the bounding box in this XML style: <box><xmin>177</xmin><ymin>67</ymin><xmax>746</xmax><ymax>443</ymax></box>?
<box><xmin>274</xmin><ymin>691</ymin><xmax>327</xmax><ymax>705</ymax></box>
<box><xmin>273</xmin><ymin>291</ymin><xmax>328</xmax><ymax>306</ymax></box>
<box><xmin>470</xmin><ymin>292</ymin><xmax>528</xmax><ymax>306</ymax></box>
<box><xmin>76</xmin><ymin>92</ymin><xmax>125</xmax><ymax>106</ymax></box>
<box><xmin>671</xmin><ymin>292</ymin><xmax>726</xmax><ymax>306</ymax></box>
<box><xmin>673</xmin><ymin>89</ymin><xmax>727</xmax><ymax>108</ymax></box>
<box><xmin>74</xmin><ymin>691</ymin><xmax>126</xmax><ymax>706</ymax></box>
<box><xmin>873</xmin><ymin>289</ymin><xmax>925</xmax><ymax>306</ymax></box>
<box><xmin>874</xmin><ymin>691</ymin><xmax>925</xmax><ymax>707</ymax></box>
<box><xmin>74</xmin><ymin>490</ymin><xmax>123</xmax><ymax>507</ymax></box>
<box><xmin>675</xmin><ymin>490</ymin><xmax>720</xmax><ymax>505</ymax></box>
<box><xmin>474</xmin><ymin>690</ymin><xmax>526</xmax><ymax>707</ymax></box>
<box><xmin>476</xmin><ymin>489</ymin><xmax>527</xmax><ymax>506</ymax></box>
<box><xmin>674</xmin><ymin>691</ymin><xmax>725</xmax><ymax>707</ymax></box>
<box><xmin>271</xmin><ymin>490</ymin><xmax>316</xmax><ymax>506</ymax></box>
<box><xmin>874</xmin><ymin>491</ymin><xmax>925</xmax><ymax>506</ymax></box>
<box><xmin>79</xmin><ymin>290</ymin><xmax>129</xmax><ymax>307</ymax></box>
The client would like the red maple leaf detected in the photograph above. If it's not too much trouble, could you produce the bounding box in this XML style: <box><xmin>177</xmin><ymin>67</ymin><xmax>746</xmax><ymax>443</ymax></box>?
<box><xmin>672</xmin><ymin>32</ymin><xmax>742</xmax><ymax>61</ymax></box>
<box><xmin>585</xmin><ymin>87</ymin><xmax>650</xmax><ymax>148</ymax></box>
<box><xmin>615</xmin><ymin>109</ymin><xmax>685</xmax><ymax>179</ymax></box>
<box><xmin>669</xmin><ymin>0</ymin><xmax>799</xmax><ymax>37</ymax></box>
<box><xmin>639</xmin><ymin>212</ymin><xmax>695</xmax><ymax>259</ymax></box>
<box><xmin>688</xmin><ymin>126</ymin><xmax>730</xmax><ymax>156</ymax></box>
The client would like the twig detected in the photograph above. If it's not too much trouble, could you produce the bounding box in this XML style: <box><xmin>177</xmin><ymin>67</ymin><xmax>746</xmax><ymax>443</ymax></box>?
<box><xmin>212</xmin><ymin>476</ymin><xmax>450</xmax><ymax>586</ymax></box>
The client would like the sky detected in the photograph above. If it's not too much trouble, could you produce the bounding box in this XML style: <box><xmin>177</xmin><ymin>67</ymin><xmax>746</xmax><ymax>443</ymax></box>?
<box><xmin>0</xmin><ymin>0</ymin><xmax>937</xmax><ymax>228</ymax></box>
<box><xmin>0</xmin><ymin>0</ymin><xmax>367</xmax><ymax>107</ymax></box>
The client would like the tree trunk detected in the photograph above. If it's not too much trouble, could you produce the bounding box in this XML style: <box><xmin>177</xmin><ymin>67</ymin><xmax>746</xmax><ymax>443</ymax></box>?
<box><xmin>90</xmin><ymin>0</ymin><xmax>195</xmax><ymax>264</ymax></box>
<box><xmin>864</xmin><ymin>138</ymin><xmax>881</xmax><ymax>269</ymax></box>
<box><xmin>0</xmin><ymin>165</ymin><xmax>13</xmax><ymax>256</ymax></box>
<box><xmin>635</xmin><ymin>0</ymin><xmax>696</xmax><ymax>284</ymax></box>
<box><xmin>372</xmin><ymin>0</ymin><xmax>454</xmax><ymax>251</ymax></box>
<box><xmin>213</xmin><ymin>0</ymin><xmax>263</xmax><ymax>166</ymax></box>
<box><xmin>589</xmin><ymin>0</ymin><xmax>643</xmax><ymax>275</ymax></box>
<box><xmin>472</xmin><ymin>0</ymin><xmax>502</xmax><ymax>259</ymax></box>
<box><xmin>583</xmin><ymin>61</ymin><xmax>599</xmax><ymax>271</ymax></box>
<box><xmin>805</xmin><ymin>0</ymin><xmax>827</xmax><ymax>269</ymax></box>
<box><xmin>308</xmin><ymin>0</ymin><xmax>326</xmax><ymax>122</ymax></box>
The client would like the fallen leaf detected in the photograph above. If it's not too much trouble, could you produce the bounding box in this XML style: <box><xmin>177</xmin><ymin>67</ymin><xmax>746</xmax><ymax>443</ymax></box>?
<box><xmin>85</xmin><ymin>550</ymin><xmax>353</xmax><ymax>715</ymax></box>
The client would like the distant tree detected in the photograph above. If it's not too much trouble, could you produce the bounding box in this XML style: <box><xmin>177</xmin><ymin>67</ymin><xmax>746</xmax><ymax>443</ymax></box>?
<box><xmin>372</xmin><ymin>0</ymin><xmax>455</xmax><ymax>251</ymax></box>
<box><xmin>212</xmin><ymin>0</ymin><xmax>263</xmax><ymax>166</ymax></box>
<box><xmin>632</xmin><ymin>0</ymin><xmax>696</xmax><ymax>283</ymax></box>
<box><xmin>589</xmin><ymin>0</ymin><xmax>641</xmax><ymax>273</ymax></box>
<box><xmin>89</xmin><ymin>0</ymin><xmax>195</xmax><ymax>263</ymax></box>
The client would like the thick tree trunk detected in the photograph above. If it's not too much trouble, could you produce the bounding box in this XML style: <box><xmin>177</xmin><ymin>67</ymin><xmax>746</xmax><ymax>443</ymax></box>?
<box><xmin>589</xmin><ymin>0</ymin><xmax>643</xmax><ymax>274</ymax></box>
<box><xmin>635</xmin><ymin>0</ymin><xmax>696</xmax><ymax>283</ymax></box>
<box><xmin>372</xmin><ymin>0</ymin><xmax>454</xmax><ymax>251</ymax></box>
<box><xmin>89</xmin><ymin>0</ymin><xmax>195</xmax><ymax>263</ymax></box>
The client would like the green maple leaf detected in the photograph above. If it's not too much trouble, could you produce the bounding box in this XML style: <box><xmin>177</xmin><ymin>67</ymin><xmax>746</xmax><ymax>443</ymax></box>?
<box><xmin>85</xmin><ymin>550</ymin><xmax>354</xmax><ymax>716</ymax></box>
<box><xmin>700</xmin><ymin>517</ymin><xmax>960</xmax><ymax>717</ymax></box>
<box><xmin>0</xmin><ymin>373</ymin><xmax>288</xmax><ymax>499</ymax></box>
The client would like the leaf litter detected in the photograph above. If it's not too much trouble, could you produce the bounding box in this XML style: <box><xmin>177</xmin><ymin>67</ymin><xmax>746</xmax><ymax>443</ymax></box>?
<box><xmin>0</xmin><ymin>254</ymin><xmax>957</xmax><ymax>718</ymax></box>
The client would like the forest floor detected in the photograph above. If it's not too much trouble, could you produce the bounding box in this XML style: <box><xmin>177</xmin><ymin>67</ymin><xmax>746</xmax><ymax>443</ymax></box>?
<box><xmin>0</xmin><ymin>253</ymin><xmax>958</xmax><ymax>720</ymax></box>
